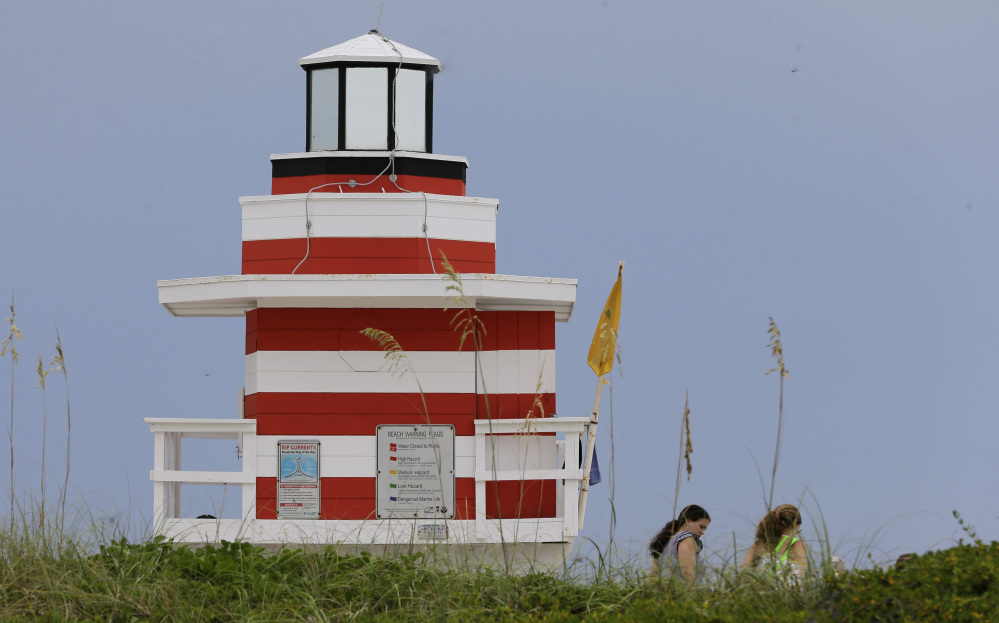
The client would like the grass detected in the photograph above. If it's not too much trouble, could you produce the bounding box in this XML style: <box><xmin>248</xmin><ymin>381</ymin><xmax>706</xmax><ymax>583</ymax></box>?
<box><xmin>0</xmin><ymin>509</ymin><xmax>995</xmax><ymax>621</ymax></box>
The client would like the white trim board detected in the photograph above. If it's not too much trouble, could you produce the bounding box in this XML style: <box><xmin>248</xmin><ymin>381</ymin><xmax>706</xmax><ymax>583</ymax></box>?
<box><xmin>158</xmin><ymin>273</ymin><xmax>577</xmax><ymax>322</ymax></box>
<box><xmin>241</xmin><ymin>194</ymin><xmax>497</xmax><ymax>243</ymax></box>
<box><xmin>253</xmin><ymin>434</ymin><xmax>555</xmax><ymax>479</ymax></box>
<box><xmin>271</xmin><ymin>151</ymin><xmax>468</xmax><ymax>165</ymax></box>
<box><xmin>244</xmin><ymin>350</ymin><xmax>555</xmax><ymax>396</ymax></box>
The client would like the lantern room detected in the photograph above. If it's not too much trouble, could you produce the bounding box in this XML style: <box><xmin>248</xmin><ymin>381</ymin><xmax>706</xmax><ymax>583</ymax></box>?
<box><xmin>148</xmin><ymin>31</ymin><xmax>591</xmax><ymax>571</ymax></box>
<box><xmin>303</xmin><ymin>30</ymin><xmax>437</xmax><ymax>153</ymax></box>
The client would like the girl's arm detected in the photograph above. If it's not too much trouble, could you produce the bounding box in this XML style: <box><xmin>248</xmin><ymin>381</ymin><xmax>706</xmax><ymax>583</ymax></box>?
<box><xmin>677</xmin><ymin>537</ymin><xmax>698</xmax><ymax>583</ymax></box>
<box><xmin>789</xmin><ymin>538</ymin><xmax>807</xmax><ymax>569</ymax></box>
<box><xmin>741</xmin><ymin>543</ymin><xmax>757</xmax><ymax>569</ymax></box>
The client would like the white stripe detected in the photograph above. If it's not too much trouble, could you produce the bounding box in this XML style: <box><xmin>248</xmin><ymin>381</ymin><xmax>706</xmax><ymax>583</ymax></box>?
<box><xmin>256</xmin><ymin>455</ymin><xmax>476</xmax><ymax>479</ymax></box>
<box><xmin>254</xmin><ymin>435</ymin><xmax>476</xmax><ymax>478</ymax></box>
<box><xmin>159</xmin><ymin>519</ymin><xmax>575</xmax><ymax>549</ymax></box>
<box><xmin>475</xmin><ymin>350</ymin><xmax>556</xmax><ymax>396</ymax></box>
<box><xmin>241</xmin><ymin>194</ymin><xmax>497</xmax><ymax>243</ymax></box>
<box><xmin>246</xmin><ymin>350</ymin><xmax>555</xmax><ymax>396</ymax></box>
<box><xmin>269</xmin><ymin>151</ymin><xmax>468</xmax><ymax>164</ymax></box>
<box><xmin>483</xmin><ymin>434</ymin><xmax>558</xmax><ymax>472</ymax></box>
<box><xmin>245</xmin><ymin>519</ymin><xmax>570</xmax><ymax>547</ymax></box>
<box><xmin>256</xmin><ymin>436</ymin><xmax>475</xmax><ymax>456</ymax></box>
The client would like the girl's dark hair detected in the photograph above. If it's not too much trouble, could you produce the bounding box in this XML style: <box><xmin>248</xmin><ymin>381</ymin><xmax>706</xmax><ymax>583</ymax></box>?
<box><xmin>754</xmin><ymin>504</ymin><xmax>802</xmax><ymax>549</ymax></box>
<box><xmin>649</xmin><ymin>504</ymin><xmax>710</xmax><ymax>559</ymax></box>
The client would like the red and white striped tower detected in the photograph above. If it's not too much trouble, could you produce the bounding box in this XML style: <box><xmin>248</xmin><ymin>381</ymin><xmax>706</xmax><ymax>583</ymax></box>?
<box><xmin>153</xmin><ymin>32</ymin><xmax>587</xmax><ymax>568</ymax></box>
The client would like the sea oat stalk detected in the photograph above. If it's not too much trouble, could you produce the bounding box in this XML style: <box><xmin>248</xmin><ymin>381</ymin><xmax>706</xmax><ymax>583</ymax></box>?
<box><xmin>671</xmin><ymin>392</ymin><xmax>693</xmax><ymax>521</ymax></box>
<box><xmin>1</xmin><ymin>294</ymin><xmax>23</xmax><ymax>528</ymax></box>
<box><xmin>765</xmin><ymin>317</ymin><xmax>789</xmax><ymax>511</ymax></box>
<box><xmin>51</xmin><ymin>326</ymin><xmax>70</xmax><ymax>532</ymax></box>
<box><xmin>36</xmin><ymin>350</ymin><xmax>54</xmax><ymax>527</ymax></box>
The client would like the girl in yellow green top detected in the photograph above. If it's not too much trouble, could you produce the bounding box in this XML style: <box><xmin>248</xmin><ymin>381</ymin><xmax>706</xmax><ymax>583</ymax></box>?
<box><xmin>742</xmin><ymin>504</ymin><xmax>807</xmax><ymax>579</ymax></box>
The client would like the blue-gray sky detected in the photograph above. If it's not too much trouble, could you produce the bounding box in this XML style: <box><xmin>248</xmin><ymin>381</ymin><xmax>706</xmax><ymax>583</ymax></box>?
<box><xmin>1</xmin><ymin>1</ymin><xmax>997</xmax><ymax>567</ymax></box>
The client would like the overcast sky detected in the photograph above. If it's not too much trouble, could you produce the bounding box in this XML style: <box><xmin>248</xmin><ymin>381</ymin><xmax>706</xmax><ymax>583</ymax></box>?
<box><xmin>1</xmin><ymin>1</ymin><xmax>997</xmax><ymax>568</ymax></box>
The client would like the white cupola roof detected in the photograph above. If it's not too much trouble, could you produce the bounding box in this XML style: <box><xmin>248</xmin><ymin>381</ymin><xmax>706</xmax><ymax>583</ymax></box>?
<box><xmin>300</xmin><ymin>30</ymin><xmax>441</xmax><ymax>70</ymax></box>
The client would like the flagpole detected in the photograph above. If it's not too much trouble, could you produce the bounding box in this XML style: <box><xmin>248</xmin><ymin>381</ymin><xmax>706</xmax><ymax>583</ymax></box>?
<box><xmin>577</xmin><ymin>375</ymin><xmax>603</xmax><ymax>530</ymax></box>
<box><xmin>578</xmin><ymin>261</ymin><xmax>624</xmax><ymax>530</ymax></box>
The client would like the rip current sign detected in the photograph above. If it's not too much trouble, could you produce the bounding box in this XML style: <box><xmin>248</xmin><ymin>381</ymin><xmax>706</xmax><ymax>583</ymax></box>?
<box><xmin>277</xmin><ymin>441</ymin><xmax>320</xmax><ymax>519</ymax></box>
<box><xmin>376</xmin><ymin>425</ymin><xmax>455</xmax><ymax>519</ymax></box>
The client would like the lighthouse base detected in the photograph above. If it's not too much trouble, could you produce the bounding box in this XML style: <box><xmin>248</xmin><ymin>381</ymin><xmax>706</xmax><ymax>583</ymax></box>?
<box><xmin>156</xmin><ymin>517</ymin><xmax>574</xmax><ymax>573</ymax></box>
<box><xmin>289</xmin><ymin>541</ymin><xmax>574</xmax><ymax>575</ymax></box>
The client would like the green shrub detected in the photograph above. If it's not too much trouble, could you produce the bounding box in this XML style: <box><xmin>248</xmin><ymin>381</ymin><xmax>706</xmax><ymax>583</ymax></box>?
<box><xmin>820</xmin><ymin>541</ymin><xmax>999</xmax><ymax>622</ymax></box>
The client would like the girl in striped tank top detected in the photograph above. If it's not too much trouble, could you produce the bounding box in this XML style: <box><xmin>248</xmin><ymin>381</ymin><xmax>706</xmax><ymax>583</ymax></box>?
<box><xmin>649</xmin><ymin>504</ymin><xmax>711</xmax><ymax>584</ymax></box>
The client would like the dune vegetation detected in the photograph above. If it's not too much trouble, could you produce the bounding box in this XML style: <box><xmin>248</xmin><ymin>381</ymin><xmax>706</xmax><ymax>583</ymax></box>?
<box><xmin>0</xmin><ymin>516</ymin><xmax>996</xmax><ymax>622</ymax></box>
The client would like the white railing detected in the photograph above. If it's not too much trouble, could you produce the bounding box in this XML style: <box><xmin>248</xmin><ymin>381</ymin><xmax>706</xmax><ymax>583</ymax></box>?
<box><xmin>473</xmin><ymin>417</ymin><xmax>588</xmax><ymax>540</ymax></box>
<box><xmin>146</xmin><ymin>416</ymin><xmax>590</xmax><ymax>545</ymax></box>
<box><xmin>145</xmin><ymin>418</ymin><xmax>257</xmax><ymax>529</ymax></box>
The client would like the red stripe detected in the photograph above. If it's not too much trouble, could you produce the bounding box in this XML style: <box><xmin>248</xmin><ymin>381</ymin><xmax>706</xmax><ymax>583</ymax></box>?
<box><xmin>245</xmin><ymin>393</ymin><xmax>556</xmax><ymax>433</ymax></box>
<box><xmin>476</xmin><ymin>393</ymin><xmax>557</xmax><ymax>419</ymax></box>
<box><xmin>250</xmin><ymin>329</ymin><xmax>469</xmax><ymax>352</ymax></box>
<box><xmin>495</xmin><ymin>312</ymin><xmax>519</xmax><ymax>350</ymax></box>
<box><xmin>245</xmin><ymin>309</ymin><xmax>556</xmax><ymax>354</ymax></box>
<box><xmin>243</xmin><ymin>238</ymin><xmax>493</xmax><ymax>261</ymax></box>
<box><xmin>272</xmin><ymin>174</ymin><xmax>465</xmax><ymax>196</ymax></box>
<box><xmin>242</xmin><ymin>238</ymin><xmax>495</xmax><ymax>275</ymax></box>
<box><xmin>247</xmin><ymin>392</ymin><xmax>473</xmax><ymax>415</ymax></box>
<box><xmin>257</xmin><ymin>477</ymin><xmax>475</xmax><ymax>500</ymax></box>
<box><xmin>256</xmin><ymin>498</ymin><xmax>378</xmax><ymax>520</ymax></box>
<box><xmin>486</xmin><ymin>480</ymin><xmax>557</xmax><ymax>519</ymax></box>
<box><xmin>243</xmin><ymin>257</ymin><xmax>494</xmax><ymax>275</ymax></box>
<box><xmin>256</xmin><ymin>477</ymin><xmax>476</xmax><ymax>520</ymax></box>
<box><xmin>254</xmin><ymin>477</ymin><xmax>553</xmax><ymax>520</ymax></box>
<box><xmin>251</xmin><ymin>308</ymin><xmax>460</xmax><ymax>330</ymax></box>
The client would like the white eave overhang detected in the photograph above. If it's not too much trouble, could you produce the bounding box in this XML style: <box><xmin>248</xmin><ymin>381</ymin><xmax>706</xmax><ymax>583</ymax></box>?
<box><xmin>299</xmin><ymin>33</ymin><xmax>441</xmax><ymax>70</ymax></box>
<box><xmin>270</xmin><ymin>151</ymin><xmax>467</xmax><ymax>165</ymax></box>
<box><xmin>158</xmin><ymin>274</ymin><xmax>577</xmax><ymax>322</ymax></box>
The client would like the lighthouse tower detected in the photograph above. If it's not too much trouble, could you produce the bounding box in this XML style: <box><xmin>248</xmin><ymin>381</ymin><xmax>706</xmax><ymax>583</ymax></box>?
<box><xmin>149</xmin><ymin>32</ymin><xmax>590</xmax><ymax>570</ymax></box>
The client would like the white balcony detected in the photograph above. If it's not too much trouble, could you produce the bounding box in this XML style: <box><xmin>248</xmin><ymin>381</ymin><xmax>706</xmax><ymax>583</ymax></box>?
<box><xmin>146</xmin><ymin>416</ymin><xmax>590</xmax><ymax>568</ymax></box>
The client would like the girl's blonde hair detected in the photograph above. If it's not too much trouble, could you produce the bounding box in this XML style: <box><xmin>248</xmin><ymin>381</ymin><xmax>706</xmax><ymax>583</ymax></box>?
<box><xmin>754</xmin><ymin>503</ymin><xmax>802</xmax><ymax>549</ymax></box>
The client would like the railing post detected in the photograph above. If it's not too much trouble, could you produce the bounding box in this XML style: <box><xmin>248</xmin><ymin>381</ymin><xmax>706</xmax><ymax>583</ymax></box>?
<box><xmin>555</xmin><ymin>440</ymin><xmax>566</xmax><ymax>519</ymax></box>
<box><xmin>152</xmin><ymin>430</ymin><xmax>168</xmax><ymax>523</ymax></box>
<box><xmin>563</xmin><ymin>431</ymin><xmax>580</xmax><ymax>537</ymax></box>
<box><xmin>474</xmin><ymin>426</ymin><xmax>487</xmax><ymax>538</ymax></box>
<box><xmin>241</xmin><ymin>430</ymin><xmax>257</xmax><ymax>521</ymax></box>
<box><xmin>169</xmin><ymin>432</ymin><xmax>182</xmax><ymax>518</ymax></box>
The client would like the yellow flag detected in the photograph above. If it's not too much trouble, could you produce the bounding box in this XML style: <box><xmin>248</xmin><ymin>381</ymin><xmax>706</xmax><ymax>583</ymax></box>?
<box><xmin>587</xmin><ymin>267</ymin><xmax>622</xmax><ymax>377</ymax></box>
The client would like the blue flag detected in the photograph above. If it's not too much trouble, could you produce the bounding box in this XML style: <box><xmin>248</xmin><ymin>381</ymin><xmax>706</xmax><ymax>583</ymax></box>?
<box><xmin>589</xmin><ymin>444</ymin><xmax>602</xmax><ymax>485</ymax></box>
<box><xmin>578</xmin><ymin>440</ymin><xmax>602</xmax><ymax>486</ymax></box>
